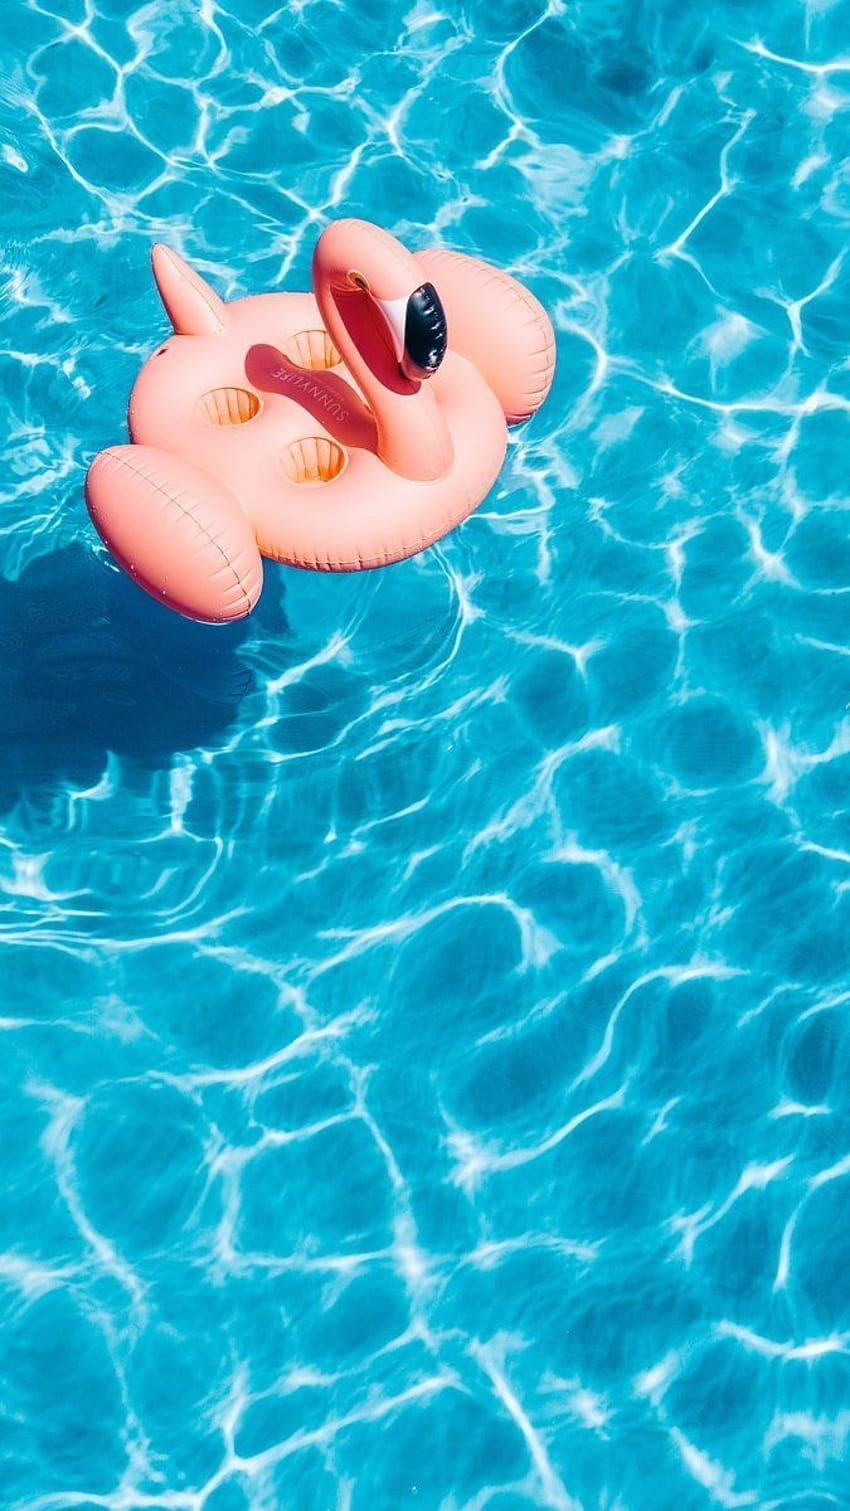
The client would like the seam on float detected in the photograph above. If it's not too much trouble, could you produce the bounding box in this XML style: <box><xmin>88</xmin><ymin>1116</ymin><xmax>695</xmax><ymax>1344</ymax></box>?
<box><xmin>95</xmin><ymin>450</ymin><xmax>255</xmax><ymax>615</ymax></box>
<box><xmin>160</xmin><ymin>247</ymin><xmax>226</xmax><ymax>333</ymax></box>
<box><xmin>284</xmin><ymin>495</ymin><xmax>492</xmax><ymax>572</ymax></box>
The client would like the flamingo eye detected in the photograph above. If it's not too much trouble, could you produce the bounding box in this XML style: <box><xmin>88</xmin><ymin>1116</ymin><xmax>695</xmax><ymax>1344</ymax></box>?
<box><xmin>348</xmin><ymin>270</ymin><xmax>369</xmax><ymax>291</ymax></box>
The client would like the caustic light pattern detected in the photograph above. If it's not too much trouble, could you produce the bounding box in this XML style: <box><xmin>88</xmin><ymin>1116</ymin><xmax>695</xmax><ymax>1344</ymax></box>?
<box><xmin>3</xmin><ymin>0</ymin><xmax>850</xmax><ymax>1507</ymax></box>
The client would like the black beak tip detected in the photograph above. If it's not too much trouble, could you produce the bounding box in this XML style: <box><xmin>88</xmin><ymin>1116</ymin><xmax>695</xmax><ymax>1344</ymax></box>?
<box><xmin>403</xmin><ymin>281</ymin><xmax>447</xmax><ymax>379</ymax></box>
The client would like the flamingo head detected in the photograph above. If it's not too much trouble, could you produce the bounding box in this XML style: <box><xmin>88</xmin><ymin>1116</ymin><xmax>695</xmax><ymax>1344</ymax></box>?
<box><xmin>314</xmin><ymin>219</ymin><xmax>448</xmax><ymax>389</ymax></box>
<box><xmin>354</xmin><ymin>273</ymin><xmax>447</xmax><ymax>383</ymax></box>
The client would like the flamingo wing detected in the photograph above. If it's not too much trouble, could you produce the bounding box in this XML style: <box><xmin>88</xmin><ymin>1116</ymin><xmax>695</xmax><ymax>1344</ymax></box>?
<box><xmin>414</xmin><ymin>248</ymin><xmax>555</xmax><ymax>425</ymax></box>
<box><xmin>87</xmin><ymin>446</ymin><xmax>262</xmax><ymax>623</ymax></box>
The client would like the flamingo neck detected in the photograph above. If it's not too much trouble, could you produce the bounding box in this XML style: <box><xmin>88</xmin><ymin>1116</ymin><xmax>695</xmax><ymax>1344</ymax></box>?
<box><xmin>313</xmin><ymin>273</ymin><xmax>453</xmax><ymax>484</ymax></box>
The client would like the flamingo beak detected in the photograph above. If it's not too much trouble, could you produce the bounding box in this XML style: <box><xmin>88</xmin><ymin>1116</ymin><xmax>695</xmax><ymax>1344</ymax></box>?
<box><xmin>377</xmin><ymin>282</ymin><xmax>447</xmax><ymax>382</ymax></box>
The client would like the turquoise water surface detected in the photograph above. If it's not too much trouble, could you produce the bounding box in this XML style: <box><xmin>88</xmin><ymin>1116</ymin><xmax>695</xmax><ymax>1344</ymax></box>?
<box><xmin>3</xmin><ymin>1</ymin><xmax>850</xmax><ymax>1506</ymax></box>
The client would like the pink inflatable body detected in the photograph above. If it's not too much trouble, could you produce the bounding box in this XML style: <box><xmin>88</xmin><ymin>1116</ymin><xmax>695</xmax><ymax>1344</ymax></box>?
<box><xmin>86</xmin><ymin>219</ymin><xmax>555</xmax><ymax>622</ymax></box>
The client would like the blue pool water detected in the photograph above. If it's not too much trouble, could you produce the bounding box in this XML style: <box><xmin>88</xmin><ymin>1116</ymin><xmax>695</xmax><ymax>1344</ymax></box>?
<box><xmin>3</xmin><ymin>0</ymin><xmax>850</xmax><ymax>1505</ymax></box>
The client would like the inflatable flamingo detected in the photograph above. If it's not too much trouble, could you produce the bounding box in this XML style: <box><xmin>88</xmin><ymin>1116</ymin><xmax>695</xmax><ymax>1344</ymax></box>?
<box><xmin>86</xmin><ymin>219</ymin><xmax>555</xmax><ymax>622</ymax></box>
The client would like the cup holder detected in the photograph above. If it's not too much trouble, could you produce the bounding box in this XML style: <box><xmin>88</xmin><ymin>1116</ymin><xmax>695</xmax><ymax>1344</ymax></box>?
<box><xmin>282</xmin><ymin>436</ymin><xmax>346</xmax><ymax>486</ymax></box>
<box><xmin>283</xmin><ymin>329</ymin><xmax>341</xmax><ymax>371</ymax></box>
<box><xmin>200</xmin><ymin>387</ymin><xmax>260</xmax><ymax>426</ymax></box>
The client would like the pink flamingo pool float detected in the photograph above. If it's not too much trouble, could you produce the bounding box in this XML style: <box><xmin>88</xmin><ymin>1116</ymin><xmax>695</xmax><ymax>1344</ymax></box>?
<box><xmin>86</xmin><ymin>218</ymin><xmax>556</xmax><ymax>622</ymax></box>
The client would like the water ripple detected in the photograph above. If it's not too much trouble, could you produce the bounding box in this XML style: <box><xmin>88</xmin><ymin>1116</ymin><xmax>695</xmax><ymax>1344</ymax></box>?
<box><xmin>3</xmin><ymin>0</ymin><xmax>850</xmax><ymax>1506</ymax></box>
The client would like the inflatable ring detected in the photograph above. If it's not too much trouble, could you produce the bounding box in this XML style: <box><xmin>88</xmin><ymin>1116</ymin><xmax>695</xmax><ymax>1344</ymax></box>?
<box><xmin>86</xmin><ymin>218</ymin><xmax>556</xmax><ymax>622</ymax></box>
